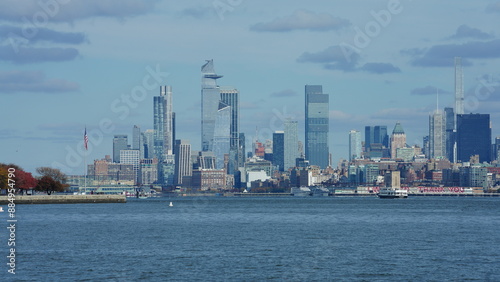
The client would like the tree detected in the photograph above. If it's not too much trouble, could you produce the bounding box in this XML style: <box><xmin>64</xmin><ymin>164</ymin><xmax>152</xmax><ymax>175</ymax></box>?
<box><xmin>0</xmin><ymin>163</ymin><xmax>26</xmax><ymax>192</ymax></box>
<box><xmin>36</xmin><ymin>167</ymin><xmax>67</xmax><ymax>184</ymax></box>
<box><xmin>16</xmin><ymin>170</ymin><xmax>38</xmax><ymax>194</ymax></box>
<box><xmin>35</xmin><ymin>167</ymin><xmax>69</xmax><ymax>195</ymax></box>
<box><xmin>35</xmin><ymin>176</ymin><xmax>67</xmax><ymax>195</ymax></box>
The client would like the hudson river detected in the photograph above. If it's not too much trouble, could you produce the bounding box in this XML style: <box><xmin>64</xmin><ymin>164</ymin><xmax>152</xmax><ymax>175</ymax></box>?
<box><xmin>2</xmin><ymin>197</ymin><xmax>499</xmax><ymax>281</ymax></box>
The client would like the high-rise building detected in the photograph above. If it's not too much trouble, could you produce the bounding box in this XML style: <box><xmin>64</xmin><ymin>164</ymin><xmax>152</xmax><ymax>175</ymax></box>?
<box><xmin>153</xmin><ymin>86</ymin><xmax>174</xmax><ymax>160</ymax></box>
<box><xmin>120</xmin><ymin>149</ymin><xmax>140</xmax><ymax>183</ymax></box>
<box><xmin>201</xmin><ymin>60</ymin><xmax>223</xmax><ymax>152</ymax></box>
<box><xmin>272</xmin><ymin>131</ymin><xmax>285</xmax><ymax>171</ymax></box>
<box><xmin>112</xmin><ymin>135</ymin><xmax>128</xmax><ymax>163</ymax></box>
<box><xmin>213</xmin><ymin>102</ymin><xmax>231</xmax><ymax>170</ymax></box>
<box><xmin>444</xmin><ymin>107</ymin><xmax>455</xmax><ymax>162</ymax></box>
<box><xmin>142</xmin><ymin>129</ymin><xmax>155</xmax><ymax>159</ymax></box>
<box><xmin>429</xmin><ymin>109</ymin><xmax>446</xmax><ymax>159</ymax></box>
<box><xmin>494</xmin><ymin>137</ymin><xmax>500</xmax><ymax>162</ymax></box>
<box><xmin>132</xmin><ymin>125</ymin><xmax>144</xmax><ymax>159</ymax></box>
<box><xmin>139</xmin><ymin>158</ymin><xmax>158</xmax><ymax>185</ymax></box>
<box><xmin>220</xmin><ymin>87</ymin><xmax>240</xmax><ymax>173</ymax></box>
<box><xmin>174</xmin><ymin>140</ymin><xmax>192</xmax><ymax>185</ymax></box>
<box><xmin>284</xmin><ymin>119</ymin><xmax>299</xmax><ymax>170</ymax></box>
<box><xmin>455</xmin><ymin>57</ymin><xmax>464</xmax><ymax>116</ymax></box>
<box><xmin>364</xmin><ymin>126</ymin><xmax>388</xmax><ymax>152</ymax></box>
<box><xmin>349</xmin><ymin>130</ymin><xmax>362</xmax><ymax>161</ymax></box>
<box><xmin>390</xmin><ymin>122</ymin><xmax>406</xmax><ymax>158</ymax></box>
<box><xmin>305</xmin><ymin>85</ymin><xmax>329</xmax><ymax>168</ymax></box>
<box><xmin>456</xmin><ymin>114</ymin><xmax>491</xmax><ymax>163</ymax></box>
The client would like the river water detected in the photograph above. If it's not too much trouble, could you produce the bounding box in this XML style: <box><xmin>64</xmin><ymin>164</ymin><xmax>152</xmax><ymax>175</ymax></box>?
<box><xmin>2</xmin><ymin>196</ymin><xmax>499</xmax><ymax>281</ymax></box>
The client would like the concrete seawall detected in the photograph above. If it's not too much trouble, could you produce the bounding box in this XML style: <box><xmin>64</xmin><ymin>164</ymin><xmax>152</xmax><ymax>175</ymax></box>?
<box><xmin>0</xmin><ymin>194</ymin><xmax>127</xmax><ymax>204</ymax></box>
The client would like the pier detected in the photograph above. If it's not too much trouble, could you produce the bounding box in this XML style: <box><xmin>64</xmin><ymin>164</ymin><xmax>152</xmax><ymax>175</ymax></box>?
<box><xmin>0</xmin><ymin>194</ymin><xmax>127</xmax><ymax>204</ymax></box>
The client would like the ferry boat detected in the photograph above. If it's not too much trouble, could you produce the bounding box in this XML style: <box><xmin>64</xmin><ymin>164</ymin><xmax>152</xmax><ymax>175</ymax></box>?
<box><xmin>378</xmin><ymin>187</ymin><xmax>408</xmax><ymax>199</ymax></box>
<box><xmin>291</xmin><ymin>186</ymin><xmax>312</xmax><ymax>197</ymax></box>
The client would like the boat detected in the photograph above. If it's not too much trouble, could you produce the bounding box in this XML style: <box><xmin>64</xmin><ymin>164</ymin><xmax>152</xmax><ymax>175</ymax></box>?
<box><xmin>0</xmin><ymin>206</ymin><xmax>4</xmax><ymax>212</ymax></box>
<box><xmin>169</xmin><ymin>202</ymin><xmax>173</xmax><ymax>207</ymax></box>
<box><xmin>378</xmin><ymin>187</ymin><xmax>408</xmax><ymax>199</ymax></box>
<box><xmin>291</xmin><ymin>186</ymin><xmax>312</xmax><ymax>197</ymax></box>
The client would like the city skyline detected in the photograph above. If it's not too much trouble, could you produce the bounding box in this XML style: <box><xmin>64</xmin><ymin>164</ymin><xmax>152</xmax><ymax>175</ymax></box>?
<box><xmin>2</xmin><ymin>1</ymin><xmax>500</xmax><ymax>174</ymax></box>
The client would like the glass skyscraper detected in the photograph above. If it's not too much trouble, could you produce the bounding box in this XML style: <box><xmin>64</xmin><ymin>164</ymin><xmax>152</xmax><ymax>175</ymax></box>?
<box><xmin>429</xmin><ymin>110</ymin><xmax>446</xmax><ymax>159</ymax></box>
<box><xmin>305</xmin><ymin>85</ymin><xmax>329</xmax><ymax>168</ymax></box>
<box><xmin>153</xmin><ymin>86</ymin><xmax>174</xmax><ymax>160</ymax></box>
<box><xmin>284</xmin><ymin>120</ymin><xmax>299</xmax><ymax>170</ymax></box>
<box><xmin>220</xmin><ymin>86</ymin><xmax>240</xmax><ymax>172</ymax></box>
<box><xmin>112</xmin><ymin>135</ymin><xmax>128</xmax><ymax>163</ymax></box>
<box><xmin>201</xmin><ymin>60</ymin><xmax>223</xmax><ymax>152</ymax></box>
<box><xmin>213</xmin><ymin>102</ymin><xmax>231</xmax><ymax>170</ymax></box>
<box><xmin>457</xmin><ymin>114</ymin><xmax>491</xmax><ymax>163</ymax></box>
<box><xmin>349</xmin><ymin>130</ymin><xmax>362</xmax><ymax>161</ymax></box>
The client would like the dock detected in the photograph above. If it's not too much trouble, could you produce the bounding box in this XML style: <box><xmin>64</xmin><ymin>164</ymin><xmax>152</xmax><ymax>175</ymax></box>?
<box><xmin>0</xmin><ymin>194</ymin><xmax>127</xmax><ymax>204</ymax></box>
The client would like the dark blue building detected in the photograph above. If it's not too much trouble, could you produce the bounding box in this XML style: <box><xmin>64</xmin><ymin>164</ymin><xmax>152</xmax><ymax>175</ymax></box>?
<box><xmin>456</xmin><ymin>114</ymin><xmax>491</xmax><ymax>163</ymax></box>
<box><xmin>272</xmin><ymin>131</ymin><xmax>285</xmax><ymax>171</ymax></box>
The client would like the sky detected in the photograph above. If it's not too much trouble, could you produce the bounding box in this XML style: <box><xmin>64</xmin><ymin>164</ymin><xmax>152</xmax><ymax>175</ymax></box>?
<box><xmin>1</xmin><ymin>0</ymin><xmax>500</xmax><ymax>175</ymax></box>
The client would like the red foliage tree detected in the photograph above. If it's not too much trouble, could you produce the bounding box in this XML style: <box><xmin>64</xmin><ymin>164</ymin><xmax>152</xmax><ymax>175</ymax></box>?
<box><xmin>16</xmin><ymin>170</ymin><xmax>38</xmax><ymax>194</ymax></box>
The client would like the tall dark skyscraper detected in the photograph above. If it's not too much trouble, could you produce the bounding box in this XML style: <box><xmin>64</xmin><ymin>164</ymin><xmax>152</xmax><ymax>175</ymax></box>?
<box><xmin>220</xmin><ymin>87</ymin><xmax>240</xmax><ymax>173</ymax></box>
<box><xmin>113</xmin><ymin>135</ymin><xmax>128</xmax><ymax>163</ymax></box>
<box><xmin>305</xmin><ymin>85</ymin><xmax>329</xmax><ymax>168</ymax></box>
<box><xmin>456</xmin><ymin>114</ymin><xmax>491</xmax><ymax>163</ymax></box>
<box><xmin>272</xmin><ymin>131</ymin><xmax>285</xmax><ymax>171</ymax></box>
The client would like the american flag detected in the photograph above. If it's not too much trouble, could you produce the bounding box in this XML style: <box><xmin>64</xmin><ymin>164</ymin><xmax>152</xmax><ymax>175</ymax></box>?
<box><xmin>84</xmin><ymin>128</ymin><xmax>89</xmax><ymax>150</ymax></box>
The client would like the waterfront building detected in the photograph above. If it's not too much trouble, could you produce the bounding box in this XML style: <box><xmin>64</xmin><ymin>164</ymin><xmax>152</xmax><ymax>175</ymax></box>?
<box><xmin>284</xmin><ymin>119</ymin><xmax>299</xmax><ymax>171</ymax></box>
<box><xmin>119</xmin><ymin>149</ymin><xmax>140</xmax><ymax>183</ymax></box>
<box><xmin>272</xmin><ymin>131</ymin><xmax>285</xmax><ymax>171</ymax></box>
<box><xmin>159</xmin><ymin>154</ymin><xmax>176</xmax><ymax>186</ymax></box>
<box><xmin>139</xmin><ymin>158</ymin><xmax>158</xmax><ymax>185</ymax></box>
<box><xmin>349</xmin><ymin>130</ymin><xmax>362</xmax><ymax>161</ymax></box>
<box><xmin>390</xmin><ymin>122</ymin><xmax>406</xmax><ymax>159</ymax></box>
<box><xmin>112</xmin><ymin>135</ymin><xmax>128</xmax><ymax>163</ymax></box>
<box><xmin>456</xmin><ymin>114</ymin><xmax>491</xmax><ymax>163</ymax></box>
<box><xmin>192</xmin><ymin>169</ymin><xmax>226</xmax><ymax>191</ymax></box>
<box><xmin>305</xmin><ymin>85</ymin><xmax>329</xmax><ymax>168</ymax></box>
<box><xmin>174</xmin><ymin>140</ymin><xmax>192</xmax><ymax>185</ymax></box>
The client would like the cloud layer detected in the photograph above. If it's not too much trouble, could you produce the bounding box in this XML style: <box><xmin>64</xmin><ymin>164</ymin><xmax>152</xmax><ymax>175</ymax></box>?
<box><xmin>0</xmin><ymin>70</ymin><xmax>79</xmax><ymax>93</ymax></box>
<box><xmin>449</xmin><ymin>25</ymin><xmax>493</xmax><ymax>40</ymax></box>
<box><xmin>251</xmin><ymin>10</ymin><xmax>350</xmax><ymax>32</ymax></box>
<box><xmin>0</xmin><ymin>0</ymin><xmax>159</xmax><ymax>22</ymax></box>
<box><xmin>0</xmin><ymin>25</ymin><xmax>87</xmax><ymax>44</ymax></box>
<box><xmin>411</xmin><ymin>86</ymin><xmax>451</xmax><ymax>95</ymax></box>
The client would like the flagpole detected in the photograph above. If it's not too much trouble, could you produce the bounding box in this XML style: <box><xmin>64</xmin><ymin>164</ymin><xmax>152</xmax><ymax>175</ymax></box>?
<box><xmin>84</xmin><ymin>127</ymin><xmax>88</xmax><ymax>194</ymax></box>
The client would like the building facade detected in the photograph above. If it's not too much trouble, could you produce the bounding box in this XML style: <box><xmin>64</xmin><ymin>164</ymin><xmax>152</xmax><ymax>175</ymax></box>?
<box><xmin>284</xmin><ymin>119</ymin><xmax>299</xmax><ymax>171</ymax></box>
<box><xmin>112</xmin><ymin>135</ymin><xmax>128</xmax><ymax>163</ymax></box>
<box><xmin>305</xmin><ymin>85</ymin><xmax>329</xmax><ymax>168</ymax></box>
<box><xmin>349</xmin><ymin>130</ymin><xmax>362</xmax><ymax>161</ymax></box>
<box><xmin>456</xmin><ymin>114</ymin><xmax>491</xmax><ymax>163</ymax></box>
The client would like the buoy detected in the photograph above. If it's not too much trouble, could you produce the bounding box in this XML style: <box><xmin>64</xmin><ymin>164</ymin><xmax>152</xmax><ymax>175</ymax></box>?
<box><xmin>169</xmin><ymin>202</ymin><xmax>173</xmax><ymax>207</ymax></box>
<box><xmin>0</xmin><ymin>207</ymin><xmax>4</xmax><ymax>212</ymax></box>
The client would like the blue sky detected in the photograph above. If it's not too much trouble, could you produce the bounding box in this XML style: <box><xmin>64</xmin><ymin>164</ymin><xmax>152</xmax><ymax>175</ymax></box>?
<box><xmin>1</xmin><ymin>0</ymin><xmax>500</xmax><ymax>175</ymax></box>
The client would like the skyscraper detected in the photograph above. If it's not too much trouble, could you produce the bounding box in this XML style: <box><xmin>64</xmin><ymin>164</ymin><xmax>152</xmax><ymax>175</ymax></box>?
<box><xmin>213</xmin><ymin>102</ymin><xmax>231</xmax><ymax>170</ymax></box>
<box><xmin>153</xmin><ymin>86</ymin><xmax>174</xmax><ymax>160</ymax></box>
<box><xmin>349</xmin><ymin>130</ymin><xmax>362</xmax><ymax>161</ymax></box>
<box><xmin>174</xmin><ymin>140</ymin><xmax>192</xmax><ymax>185</ymax></box>
<box><xmin>429</xmin><ymin>110</ymin><xmax>446</xmax><ymax>159</ymax></box>
<box><xmin>305</xmin><ymin>85</ymin><xmax>329</xmax><ymax>168</ymax></box>
<box><xmin>120</xmin><ymin>149</ymin><xmax>140</xmax><ymax>183</ymax></box>
<box><xmin>113</xmin><ymin>135</ymin><xmax>128</xmax><ymax>163</ymax></box>
<box><xmin>455</xmin><ymin>57</ymin><xmax>464</xmax><ymax>116</ymax></box>
<box><xmin>132</xmin><ymin>125</ymin><xmax>144</xmax><ymax>159</ymax></box>
<box><xmin>201</xmin><ymin>60</ymin><xmax>223</xmax><ymax>152</ymax></box>
<box><xmin>272</xmin><ymin>131</ymin><xmax>285</xmax><ymax>171</ymax></box>
<box><xmin>390</xmin><ymin>122</ymin><xmax>406</xmax><ymax>158</ymax></box>
<box><xmin>444</xmin><ymin>107</ymin><xmax>455</xmax><ymax>162</ymax></box>
<box><xmin>365</xmin><ymin>125</ymin><xmax>388</xmax><ymax>151</ymax></box>
<box><xmin>220</xmin><ymin>86</ymin><xmax>240</xmax><ymax>173</ymax></box>
<box><xmin>284</xmin><ymin>119</ymin><xmax>299</xmax><ymax>170</ymax></box>
<box><xmin>456</xmin><ymin>114</ymin><xmax>491</xmax><ymax>163</ymax></box>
